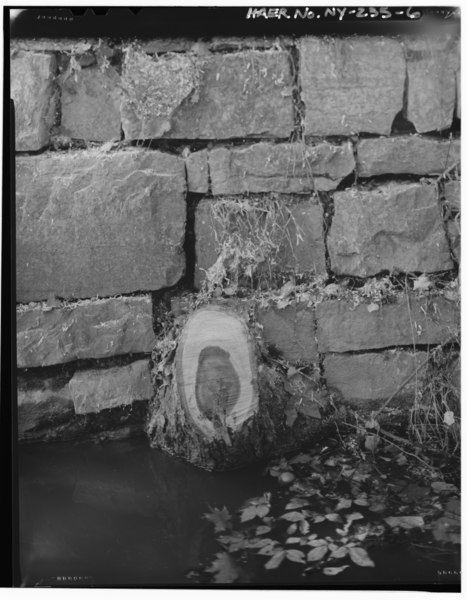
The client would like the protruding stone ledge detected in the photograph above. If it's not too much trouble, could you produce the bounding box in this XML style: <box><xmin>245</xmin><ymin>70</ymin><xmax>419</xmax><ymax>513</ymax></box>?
<box><xmin>316</xmin><ymin>294</ymin><xmax>459</xmax><ymax>353</ymax></box>
<box><xmin>209</xmin><ymin>141</ymin><xmax>355</xmax><ymax>195</ymax></box>
<box><xmin>323</xmin><ymin>351</ymin><xmax>428</xmax><ymax>407</ymax></box>
<box><xmin>17</xmin><ymin>296</ymin><xmax>155</xmax><ymax>368</ymax></box>
<box><xmin>357</xmin><ymin>137</ymin><xmax>460</xmax><ymax>177</ymax></box>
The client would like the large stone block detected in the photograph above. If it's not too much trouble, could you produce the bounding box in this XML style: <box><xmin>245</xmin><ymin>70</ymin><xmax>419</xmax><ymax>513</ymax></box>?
<box><xmin>317</xmin><ymin>294</ymin><xmax>459</xmax><ymax>353</ymax></box>
<box><xmin>209</xmin><ymin>142</ymin><xmax>355</xmax><ymax>195</ymax></box>
<box><xmin>18</xmin><ymin>373</ymin><xmax>74</xmax><ymax>436</ymax></box>
<box><xmin>59</xmin><ymin>65</ymin><xmax>122</xmax><ymax>142</ymax></box>
<box><xmin>357</xmin><ymin>137</ymin><xmax>461</xmax><ymax>177</ymax></box>
<box><xmin>257</xmin><ymin>304</ymin><xmax>318</xmax><ymax>363</ymax></box>
<box><xmin>70</xmin><ymin>360</ymin><xmax>153</xmax><ymax>414</ymax></box>
<box><xmin>194</xmin><ymin>197</ymin><xmax>326</xmax><ymax>287</ymax></box>
<box><xmin>324</xmin><ymin>351</ymin><xmax>427</xmax><ymax>405</ymax></box>
<box><xmin>11</xmin><ymin>51</ymin><xmax>57</xmax><ymax>151</ymax></box>
<box><xmin>403</xmin><ymin>36</ymin><xmax>459</xmax><ymax>133</ymax></box>
<box><xmin>17</xmin><ymin>295</ymin><xmax>155</xmax><ymax>368</ymax></box>
<box><xmin>16</xmin><ymin>149</ymin><xmax>186</xmax><ymax>302</ymax></box>
<box><xmin>121</xmin><ymin>49</ymin><xmax>294</xmax><ymax>139</ymax></box>
<box><xmin>299</xmin><ymin>36</ymin><xmax>405</xmax><ymax>136</ymax></box>
<box><xmin>328</xmin><ymin>182</ymin><xmax>453</xmax><ymax>277</ymax></box>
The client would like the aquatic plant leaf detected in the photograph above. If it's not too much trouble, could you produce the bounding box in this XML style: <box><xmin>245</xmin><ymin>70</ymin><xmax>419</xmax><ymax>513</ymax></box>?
<box><xmin>264</xmin><ymin>550</ymin><xmax>286</xmax><ymax>570</ymax></box>
<box><xmin>330</xmin><ymin>545</ymin><xmax>348</xmax><ymax>559</ymax></box>
<box><xmin>203</xmin><ymin>506</ymin><xmax>232</xmax><ymax>532</ymax></box>
<box><xmin>335</xmin><ymin>498</ymin><xmax>352</xmax><ymax>511</ymax></box>
<box><xmin>256</xmin><ymin>525</ymin><xmax>272</xmax><ymax>536</ymax></box>
<box><xmin>285</xmin><ymin>549</ymin><xmax>306</xmax><ymax>564</ymax></box>
<box><xmin>384</xmin><ymin>516</ymin><xmax>424</xmax><ymax>530</ymax></box>
<box><xmin>307</xmin><ymin>545</ymin><xmax>328</xmax><ymax>562</ymax></box>
<box><xmin>286</xmin><ymin>498</ymin><xmax>310</xmax><ymax>510</ymax></box>
<box><xmin>206</xmin><ymin>552</ymin><xmax>241</xmax><ymax>583</ymax></box>
<box><xmin>349</xmin><ymin>546</ymin><xmax>375</xmax><ymax>568</ymax></box>
<box><xmin>323</xmin><ymin>565</ymin><xmax>350</xmax><ymax>576</ymax></box>
<box><xmin>281</xmin><ymin>511</ymin><xmax>306</xmax><ymax>522</ymax></box>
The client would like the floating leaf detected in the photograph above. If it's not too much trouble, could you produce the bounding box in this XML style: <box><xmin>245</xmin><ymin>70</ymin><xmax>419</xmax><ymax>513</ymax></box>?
<box><xmin>264</xmin><ymin>550</ymin><xmax>286</xmax><ymax>570</ymax></box>
<box><xmin>281</xmin><ymin>511</ymin><xmax>306</xmax><ymax>522</ymax></box>
<box><xmin>256</xmin><ymin>525</ymin><xmax>271</xmax><ymax>536</ymax></box>
<box><xmin>330</xmin><ymin>546</ymin><xmax>349</xmax><ymax>559</ymax></box>
<box><xmin>335</xmin><ymin>498</ymin><xmax>352</xmax><ymax>511</ymax></box>
<box><xmin>384</xmin><ymin>516</ymin><xmax>424</xmax><ymax>530</ymax></box>
<box><xmin>206</xmin><ymin>552</ymin><xmax>241</xmax><ymax>583</ymax></box>
<box><xmin>203</xmin><ymin>506</ymin><xmax>232</xmax><ymax>533</ymax></box>
<box><xmin>286</xmin><ymin>498</ymin><xmax>310</xmax><ymax>510</ymax></box>
<box><xmin>349</xmin><ymin>546</ymin><xmax>375</xmax><ymax>568</ymax></box>
<box><xmin>285</xmin><ymin>549</ymin><xmax>306</xmax><ymax>564</ymax></box>
<box><xmin>307</xmin><ymin>545</ymin><xmax>328</xmax><ymax>562</ymax></box>
<box><xmin>323</xmin><ymin>565</ymin><xmax>350</xmax><ymax>576</ymax></box>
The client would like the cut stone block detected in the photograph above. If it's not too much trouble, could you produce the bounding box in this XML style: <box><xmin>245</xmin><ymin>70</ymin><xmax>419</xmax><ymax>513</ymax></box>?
<box><xmin>328</xmin><ymin>182</ymin><xmax>453</xmax><ymax>277</ymax></box>
<box><xmin>70</xmin><ymin>360</ymin><xmax>152</xmax><ymax>414</ymax></box>
<box><xmin>59</xmin><ymin>65</ymin><xmax>122</xmax><ymax>142</ymax></box>
<box><xmin>299</xmin><ymin>36</ymin><xmax>405</xmax><ymax>135</ymax></box>
<box><xmin>18</xmin><ymin>374</ymin><xmax>74</xmax><ymax>436</ymax></box>
<box><xmin>324</xmin><ymin>351</ymin><xmax>428</xmax><ymax>405</ymax></box>
<box><xmin>17</xmin><ymin>295</ymin><xmax>155</xmax><ymax>368</ymax></box>
<box><xmin>16</xmin><ymin>149</ymin><xmax>186</xmax><ymax>302</ymax></box>
<box><xmin>121</xmin><ymin>49</ymin><xmax>294</xmax><ymax>139</ymax></box>
<box><xmin>194</xmin><ymin>197</ymin><xmax>326</xmax><ymax>287</ymax></box>
<box><xmin>444</xmin><ymin>181</ymin><xmax>460</xmax><ymax>212</ymax></box>
<box><xmin>257</xmin><ymin>304</ymin><xmax>318</xmax><ymax>363</ymax></box>
<box><xmin>209</xmin><ymin>142</ymin><xmax>355</xmax><ymax>195</ymax></box>
<box><xmin>316</xmin><ymin>294</ymin><xmax>459</xmax><ymax>353</ymax></box>
<box><xmin>186</xmin><ymin>149</ymin><xmax>209</xmax><ymax>194</ymax></box>
<box><xmin>357</xmin><ymin>137</ymin><xmax>461</xmax><ymax>177</ymax></box>
<box><xmin>403</xmin><ymin>35</ymin><xmax>459</xmax><ymax>133</ymax></box>
<box><xmin>11</xmin><ymin>51</ymin><xmax>57</xmax><ymax>151</ymax></box>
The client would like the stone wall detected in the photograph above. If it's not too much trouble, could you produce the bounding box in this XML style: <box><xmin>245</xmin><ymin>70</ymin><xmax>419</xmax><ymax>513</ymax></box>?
<box><xmin>12</xmin><ymin>33</ymin><xmax>460</xmax><ymax>442</ymax></box>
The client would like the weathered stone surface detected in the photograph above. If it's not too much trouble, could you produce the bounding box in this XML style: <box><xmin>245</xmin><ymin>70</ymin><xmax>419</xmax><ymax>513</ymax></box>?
<box><xmin>17</xmin><ymin>295</ymin><xmax>155</xmax><ymax>368</ymax></box>
<box><xmin>60</xmin><ymin>65</ymin><xmax>122</xmax><ymax>141</ymax></box>
<box><xmin>317</xmin><ymin>294</ymin><xmax>459</xmax><ymax>353</ymax></box>
<box><xmin>444</xmin><ymin>181</ymin><xmax>460</xmax><ymax>212</ymax></box>
<box><xmin>18</xmin><ymin>374</ymin><xmax>74</xmax><ymax>436</ymax></box>
<box><xmin>194</xmin><ymin>197</ymin><xmax>326</xmax><ymax>287</ymax></box>
<box><xmin>121</xmin><ymin>50</ymin><xmax>294</xmax><ymax>139</ymax></box>
<box><xmin>209</xmin><ymin>142</ymin><xmax>355</xmax><ymax>195</ymax></box>
<box><xmin>11</xmin><ymin>39</ymin><xmax>97</xmax><ymax>53</ymax></box>
<box><xmin>70</xmin><ymin>360</ymin><xmax>152</xmax><ymax>414</ymax></box>
<box><xmin>257</xmin><ymin>304</ymin><xmax>318</xmax><ymax>363</ymax></box>
<box><xmin>447</xmin><ymin>220</ymin><xmax>460</xmax><ymax>262</ymax></box>
<box><xmin>186</xmin><ymin>149</ymin><xmax>209</xmax><ymax>193</ymax></box>
<box><xmin>324</xmin><ymin>351</ymin><xmax>427</xmax><ymax>405</ymax></box>
<box><xmin>299</xmin><ymin>36</ymin><xmax>405</xmax><ymax>136</ymax></box>
<box><xmin>208</xmin><ymin>36</ymin><xmax>293</xmax><ymax>51</ymax></box>
<box><xmin>139</xmin><ymin>38</ymin><xmax>196</xmax><ymax>53</ymax></box>
<box><xmin>403</xmin><ymin>36</ymin><xmax>459</xmax><ymax>133</ymax></box>
<box><xmin>328</xmin><ymin>182</ymin><xmax>453</xmax><ymax>277</ymax></box>
<box><xmin>11</xmin><ymin>51</ymin><xmax>57</xmax><ymax>151</ymax></box>
<box><xmin>357</xmin><ymin>137</ymin><xmax>461</xmax><ymax>177</ymax></box>
<box><xmin>16</xmin><ymin>149</ymin><xmax>186</xmax><ymax>302</ymax></box>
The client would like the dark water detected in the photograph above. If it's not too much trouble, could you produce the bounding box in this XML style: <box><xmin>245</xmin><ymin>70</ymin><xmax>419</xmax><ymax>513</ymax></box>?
<box><xmin>18</xmin><ymin>439</ymin><xmax>460</xmax><ymax>589</ymax></box>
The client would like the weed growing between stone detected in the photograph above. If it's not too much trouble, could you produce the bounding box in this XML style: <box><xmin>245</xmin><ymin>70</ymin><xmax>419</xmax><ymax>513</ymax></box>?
<box><xmin>189</xmin><ymin>426</ymin><xmax>459</xmax><ymax>584</ymax></box>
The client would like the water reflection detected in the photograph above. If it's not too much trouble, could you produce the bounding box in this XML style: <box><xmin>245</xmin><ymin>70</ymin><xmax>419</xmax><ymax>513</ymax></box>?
<box><xmin>18</xmin><ymin>438</ymin><xmax>268</xmax><ymax>586</ymax></box>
